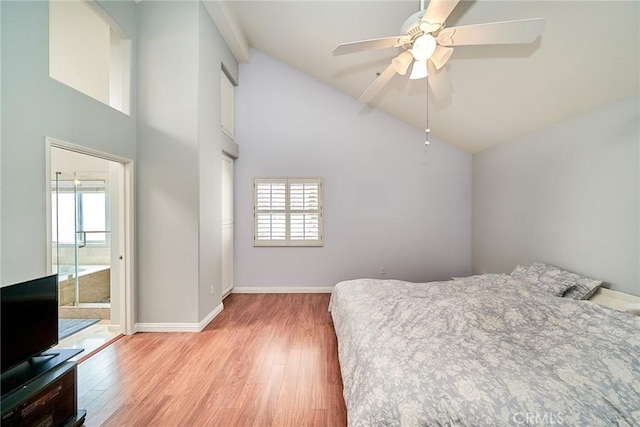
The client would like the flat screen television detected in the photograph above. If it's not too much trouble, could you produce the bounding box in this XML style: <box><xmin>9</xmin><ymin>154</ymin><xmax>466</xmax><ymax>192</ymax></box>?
<box><xmin>1</xmin><ymin>274</ymin><xmax>59</xmax><ymax>373</ymax></box>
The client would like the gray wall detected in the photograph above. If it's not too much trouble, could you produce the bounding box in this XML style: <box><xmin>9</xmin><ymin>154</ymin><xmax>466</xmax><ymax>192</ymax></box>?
<box><xmin>196</xmin><ymin>1</ymin><xmax>238</xmax><ymax>320</ymax></box>
<box><xmin>137</xmin><ymin>1</ymin><xmax>199</xmax><ymax>324</ymax></box>
<box><xmin>234</xmin><ymin>50</ymin><xmax>472</xmax><ymax>288</ymax></box>
<box><xmin>1</xmin><ymin>0</ymin><xmax>239</xmax><ymax>326</ymax></box>
<box><xmin>137</xmin><ymin>1</ymin><xmax>238</xmax><ymax>323</ymax></box>
<box><xmin>1</xmin><ymin>0</ymin><xmax>137</xmax><ymax>285</ymax></box>
<box><xmin>473</xmin><ymin>95</ymin><xmax>639</xmax><ymax>296</ymax></box>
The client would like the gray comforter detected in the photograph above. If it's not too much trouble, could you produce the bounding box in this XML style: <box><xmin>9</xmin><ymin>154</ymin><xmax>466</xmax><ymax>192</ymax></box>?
<box><xmin>329</xmin><ymin>274</ymin><xmax>640</xmax><ymax>426</ymax></box>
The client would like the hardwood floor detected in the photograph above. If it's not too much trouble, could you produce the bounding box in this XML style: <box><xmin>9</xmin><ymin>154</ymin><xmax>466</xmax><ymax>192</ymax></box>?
<box><xmin>78</xmin><ymin>293</ymin><xmax>348</xmax><ymax>426</ymax></box>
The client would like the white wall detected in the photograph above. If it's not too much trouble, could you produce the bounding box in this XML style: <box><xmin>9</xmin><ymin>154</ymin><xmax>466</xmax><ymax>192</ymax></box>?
<box><xmin>473</xmin><ymin>95</ymin><xmax>639</xmax><ymax>296</ymax></box>
<box><xmin>234</xmin><ymin>50</ymin><xmax>472</xmax><ymax>288</ymax></box>
<box><xmin>1</xmin><ymin>0</ymin><xmax>137</xmax><ymax>286</ymax></box>
<box><xmin>137</xmin><ymin>1</ymin><xmax>238</xmax><ymax>324</ymax></box>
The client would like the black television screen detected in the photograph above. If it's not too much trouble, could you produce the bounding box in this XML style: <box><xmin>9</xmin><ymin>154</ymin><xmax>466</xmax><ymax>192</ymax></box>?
<box><xmin>1</xmin><ymin>274</ymin><xmax>59</xmax><ymax>373</ymax></box>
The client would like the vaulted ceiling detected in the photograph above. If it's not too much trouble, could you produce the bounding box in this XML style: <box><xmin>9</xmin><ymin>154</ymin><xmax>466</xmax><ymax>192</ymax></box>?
<box><xmin>212</xmin><ymin>1</ymin><xmax>639</xmax><ymax>153</ymax></box>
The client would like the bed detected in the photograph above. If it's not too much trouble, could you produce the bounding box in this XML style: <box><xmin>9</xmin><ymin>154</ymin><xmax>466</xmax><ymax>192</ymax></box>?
<box><xmin>329</xmin><ymin>274</ymin><xmax>640</xmax><ymax>426</ymax></box>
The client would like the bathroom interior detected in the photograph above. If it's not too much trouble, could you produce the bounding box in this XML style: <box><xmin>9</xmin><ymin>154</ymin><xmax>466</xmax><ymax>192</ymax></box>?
<box><xmin>51</xmin><ymin>147</ymin><xmax>119</xmax><ymax>347</ymax></box>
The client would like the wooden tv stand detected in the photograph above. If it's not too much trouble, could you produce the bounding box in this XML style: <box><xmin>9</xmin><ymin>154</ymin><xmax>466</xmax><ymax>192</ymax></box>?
<box><xmin>1</xmin><ymin>349</ymin><xmax>86</xmax><ymax>427</ymax></box>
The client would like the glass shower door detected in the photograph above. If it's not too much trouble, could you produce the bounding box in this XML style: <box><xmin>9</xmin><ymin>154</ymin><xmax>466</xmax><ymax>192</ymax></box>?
<box><xmin>75</xmin><ymin>173</ymin><xmax>110</xmax><ymax>305</ymax></box>
<box><xmin>52</xmin><ymin>172</ymin><xmax>80</xmax><ymax>307</ymax></box>
<box><xmin>52</xmin><ymin>172</ymin><xmax>111</xmax><ymax>307</ymax></box>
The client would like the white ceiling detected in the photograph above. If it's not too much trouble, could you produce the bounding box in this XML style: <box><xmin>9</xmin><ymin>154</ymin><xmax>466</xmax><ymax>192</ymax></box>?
<box><xmin>221</xmin><ymin>1</ymin><xmax>639</xmax><ymax>153</ymax></box>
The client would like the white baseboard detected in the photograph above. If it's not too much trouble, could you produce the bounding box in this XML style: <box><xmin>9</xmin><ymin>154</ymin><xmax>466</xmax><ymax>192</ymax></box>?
<box><xmin>222</xmin><ymin>285</ymin><xmax>233</xmax><ymax>299</ymax></box>
<box><xmin>199</xmin><ymin>302</ymin><xmax>225</xmax><ymax>329</ymax></box>
<box><xmin>232</xmin><ymin>286</ymin><xmax>334</xmax><ymax>294</ymax></box>
<box><xmin>134</xmin><ymin>302</ymin><xmax>224</xmax><ymax>333</ymax></box>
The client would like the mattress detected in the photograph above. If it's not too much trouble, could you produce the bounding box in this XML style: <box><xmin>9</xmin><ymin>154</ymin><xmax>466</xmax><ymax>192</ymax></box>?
<box><xmin>329</xmin><ymin>274</ymin><xmax>640</xmax><ymax>426</ymax></box>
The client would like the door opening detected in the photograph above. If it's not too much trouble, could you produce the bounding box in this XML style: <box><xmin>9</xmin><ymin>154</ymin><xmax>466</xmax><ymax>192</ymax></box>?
<box><xmin>45</xmin><ymin>138</ymin><xmax>135</xmax><ymax>342</ymax></box>
<box><xmin>221</xmin><ymin>153</ymin><xmax>234</xmax><ymax>298</ymax></box>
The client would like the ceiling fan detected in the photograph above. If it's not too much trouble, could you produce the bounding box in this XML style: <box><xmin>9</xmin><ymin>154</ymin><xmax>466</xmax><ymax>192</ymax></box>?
<box><xmin>332</xmin><ymin>0</ymin><xmax>545</xmax><ymax>103</ymax></box>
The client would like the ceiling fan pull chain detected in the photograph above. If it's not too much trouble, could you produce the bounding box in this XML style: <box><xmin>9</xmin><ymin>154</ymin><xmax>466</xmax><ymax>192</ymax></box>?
<box><xmin>425</xmin><ymin>80</ymin><xmax>430</xmax><ymax>146</ymax></box>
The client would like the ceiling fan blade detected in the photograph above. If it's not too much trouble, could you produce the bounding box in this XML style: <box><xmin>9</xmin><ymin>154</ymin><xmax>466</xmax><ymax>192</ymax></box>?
<box><xmin>391</xmin><ymin>51</ymin><xmax>414</xmax><ymax>76</ymax></box>
<box><xmin>332</xmin><ymin>36</ymin><xmax>404</xmax><ymax>56</ymax></box>
<box><xmin>427</xmin><ymin>60</ymin><xmax>453</xmax><ymax>102</ymax></box>
<box><xmin>437</xmin><ymin>18</ymin><xmax>545</xmax><ymax>47</ymax></box>
<box><xmin>422</xmin><ymin>0</ymin><xmax>460</xmax><ymax>26</ymax></box>
<box><xmin>359</xmin><ymin>63</ymin><xmax>397</xmax><ymax>103</ymax></box>
<box><xmin>430</xmin><ymin>45</ymin><xmax>454</xmax><ymax>70</ymax></box>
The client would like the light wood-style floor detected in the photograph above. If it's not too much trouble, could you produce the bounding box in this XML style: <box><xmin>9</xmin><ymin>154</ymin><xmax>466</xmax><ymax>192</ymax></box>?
<box><xmin>78</xmin><ymin>293</ymin><xmax>348</xmax><ymax>426</ymax></box>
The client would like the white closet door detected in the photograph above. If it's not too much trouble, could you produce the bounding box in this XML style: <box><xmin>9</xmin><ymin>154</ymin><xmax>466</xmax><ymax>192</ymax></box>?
<box><xmin>221</xmin><ymin>153</ymin><xmax>234</xmax><ymax>297</ymax></box>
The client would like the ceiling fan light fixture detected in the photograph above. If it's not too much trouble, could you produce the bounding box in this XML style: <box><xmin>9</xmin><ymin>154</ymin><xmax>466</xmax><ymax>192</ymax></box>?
<box><xmin>431</xmin><ymin>45</ymin><xmax>454</xmax><ymax>70</ymax></box>
<box><xmin>409</xmin><ymin>59</ymin><xmax>428</xmax><ymax>80</ymax></box>
<box><xmin>391</xmin><ymin>51</ymin><xmax>414</xmax><ymax>75</ymax></box>
<box><xmin>411</xmin><ymin>34</ymin><xmax>437</xmax><ymax>61</ymax></box>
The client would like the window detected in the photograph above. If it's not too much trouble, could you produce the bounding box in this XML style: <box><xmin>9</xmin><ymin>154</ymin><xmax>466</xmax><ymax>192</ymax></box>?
<box><xmin>221</xmin><ymin>69</ymin><xmax>234</xmax><ymax>138</ymax></box>
<box><xmin>254</xmin><ymin>178</ymin><xmax>323</xmax><ymax>246</ymax></box>
<box><xmin>52</xmin><ymin>181</ymin><xmax>108</xmax><ymax>246</ymax></box>
<box><xmin>49</xmin><ymin>0</ymin><xmax>132</xmax><ymax>114</ymax></box>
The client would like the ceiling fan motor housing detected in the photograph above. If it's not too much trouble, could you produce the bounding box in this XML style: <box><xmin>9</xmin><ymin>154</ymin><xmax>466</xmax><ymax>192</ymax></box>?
<box><xmin>401</xmin><ymin>10</ymin><xmax>426</xmax><ymax>39</ymax></box>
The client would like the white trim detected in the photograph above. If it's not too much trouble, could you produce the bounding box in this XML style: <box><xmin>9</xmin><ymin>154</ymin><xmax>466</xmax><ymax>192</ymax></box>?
<box><xmin>253</xmin><ymin>177</ymin><xmax>324</xmax><ymax>247</ymax></box>
<box><xmin>46</xmin><ymin>137</ymin><xmax>132</xmax><ymax>164</ymax></box>
<box><xmin>45</xmin><ymin>141</ymin><xmax>53</xmax><ymax>272</ymax></box>
<box><xmin>221</xmin><ymin>153</ymin><xmax>234</xmax><ymax>300</ymax></box>
<box><xmin>123</xmin><ymin>161</ymin><xmax>135</xmax><ymax>335</ymax></box>
<box><xmin>202</xmin><ymin>0</ymin><xmax>250</xmax><ymax>64</ymax></box>
<box><xmin>222</xmin><ymin>285</ymin><xmax>233</xmax><ymax>299</ymax></box>
<box><xmin>589</xmin><ymin>287</ymin><xmax>640</xmax><ymax>313</ymax></box>
<box><xmin>232</xmin><ymin>286</ymin><xmax>334</xmax><ymax>294</ymax></box>
<box><xmin>45</xmin><ymin>137</ymin><xmax>136</xmax><ymax>336</ymax></box>
<box><xmin>199</xmin><ymin>302</ymin><xmax>224</xmax><ymax>329</ymax></box>
<box><xmin>134</xmin><ymin>323</ymin><xmax>203</xmax><ymax>333</ymax></box>
<box><xmin>84</xmin><ymin>0</ymin><xmax>129</xmax><ymax>38</ymax></box>
<box><xmin>134</xmin><ymin>303</ymin><xmax>224</xmax><ymax>333</ymax></box>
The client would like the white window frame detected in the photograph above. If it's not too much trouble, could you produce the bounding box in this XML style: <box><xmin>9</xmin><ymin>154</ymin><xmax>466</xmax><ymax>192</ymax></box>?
<box><xmin>51</xmin><ymin>180</ymin><xmax>110</xmax><ymax>248</ymax></box>
<box><xmin>254</xmin><ymin>178</ymin><xmax>323</xmax><ymax>247</ymax></box>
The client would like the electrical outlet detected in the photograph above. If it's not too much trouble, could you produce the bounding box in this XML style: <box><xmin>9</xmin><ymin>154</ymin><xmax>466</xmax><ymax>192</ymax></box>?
<box><xmin>210</xmin><ymin>285</ymin><xmax>215</xmax><ymax>295</ymax></box>
<box><xmin>379</xmin><ymin>267</ymin><xmax>386</xmax><ymax>276</ymax></box>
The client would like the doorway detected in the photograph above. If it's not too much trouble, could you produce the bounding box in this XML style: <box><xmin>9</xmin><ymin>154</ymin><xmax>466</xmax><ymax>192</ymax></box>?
<box><xmin>221</xmin><ymin>153</ymin><xmax>234</xmax><ymax>298</ymax></box>
<box><xmin>46</xmin><ymin>138</ymin><xmax>135</xmax><ymax>346</ymax></box>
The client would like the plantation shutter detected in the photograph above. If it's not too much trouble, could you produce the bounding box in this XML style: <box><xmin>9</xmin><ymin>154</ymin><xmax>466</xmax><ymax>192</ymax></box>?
<box><xmin>254</xmin><ymin>178</ymin><xmax>323</xmax><ymax>246</ymax></box>
<box><xmin>255</xmin><ymin>180</ymin><xmax>287</xmax><ymax>241</ymax></box>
